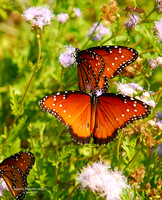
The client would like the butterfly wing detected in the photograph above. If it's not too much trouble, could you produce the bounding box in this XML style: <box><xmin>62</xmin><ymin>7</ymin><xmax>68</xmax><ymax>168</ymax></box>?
<box><xmin>78</xmin><ymin>59</ymin><xmax>97</xmax><ymax>92</ymax></box>
<box><xmin>77</xmin><ymin>46</ymin><xmax>138</xmax><ymax>92</ymax></box>
<box><xmin>89</xmin><ymin>46</ymin><xmax>138</xmax><ymax>79</ymax></box>
<box><xmin>93</xmin><ymin>93</ymin><xmax>151</xmax><ymax>145</ymax></box>
<box><xmin>0</xmin><ymin>152</ymin><xmax>35</xmax><ymax>199</ymax></box>
<box><xmin>1</xmin><ymin>166</ymin><xmax>27</xmax><ymax>199</ymax></box>
<box><xmin>39</xmin><ymin>91</ymin><xmax>91</xmax><ymax>144</ymax></box>
<box><xmin>76</xmin><ymin>48</ymin><xmax>107</xmax><ymax>92</ymax></box>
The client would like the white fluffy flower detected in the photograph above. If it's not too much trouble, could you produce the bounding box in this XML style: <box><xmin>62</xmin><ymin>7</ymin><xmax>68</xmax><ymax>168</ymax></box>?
<box><xmin>22</xmin><ymin>5</ymin><xmax>55</xmax><ymax>30</ymax></box>
<box><xmin>57</xmin><ymin>13</ymin><xmax>69</xmax><ymax>23</ymax></box>
<box><xmin>77</xmin><ymin>161</ymin><xmax>130</xmax><ymax>200</ymax></box>
<box><xmin>0</xmin><ymin>179</ymin><xmax>9</xmax><ymax>196</ymax></box>
<box><xmin>59</xmin><ymin>45</ymin><xmax>76</xmax><ymax>68</ymax></box>
<box><xmin>117</xmin><ymin>82</ymin><xmax>136</xmax><ymax>96</ymax></box>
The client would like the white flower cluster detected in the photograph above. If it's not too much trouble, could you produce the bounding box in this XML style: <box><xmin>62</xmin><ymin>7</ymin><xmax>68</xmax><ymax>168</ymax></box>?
<box><xmin>117</xmin><ymin>81</ymin><xmax>156</xmax><ymax>108</ymax></box>
<box><xmin>22</xmin><ymin>5</ymin><xmax>55</xmax><ymax>30</ymax></box>
<box><xmin>0</xmin><ymin>179</ymin><xmax>9</xmax><ymax>197</ymax></box>
<box><xmin>59</xmin><ymin>45</ymin><xmax>76</xmax><ymax>68</ymax></box>
<box><xmin>77</xmin><ymin>161</ymin><xmax>130</xmax><ymax>200</ymax></box>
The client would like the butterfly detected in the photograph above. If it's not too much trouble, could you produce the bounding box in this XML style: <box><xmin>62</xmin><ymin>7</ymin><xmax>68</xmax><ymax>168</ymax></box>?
<box><xmin>0</xmin><ymin>152</ymin><xmax>35</xmax><ymax>200</ymax></box>
<box><xmin>122</xmin><ymin>5</ymin><xmax>145</xmax><ymax>14</ymax></box>
<box><xmin>75</xmin><ymin>45</ymin><xmax>138</xmax><ymax>93</ymax></box>
<box><xmin>39</xmin><ymin>90</ymin><xmax>151</xmax><ymax>145</ymax></box>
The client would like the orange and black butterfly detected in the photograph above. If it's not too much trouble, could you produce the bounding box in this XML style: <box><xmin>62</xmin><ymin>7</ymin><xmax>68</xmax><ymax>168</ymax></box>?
<box><xmin>39</xmin><ymin>90</ymin><xmax>151</xmax><ymax>145</ymax></box>
<box><xmin>0</xmin><ymin>152</ymin><xmax>35</xmax><ymax>200</ymax></box>
<box><xmin>75</xmin><ymin>46</ymin><xmax>138</xmax><ymax>93</ymax></box>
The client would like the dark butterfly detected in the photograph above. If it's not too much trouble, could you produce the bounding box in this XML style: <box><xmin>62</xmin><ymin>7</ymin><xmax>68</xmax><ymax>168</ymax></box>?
<box><xmin>75</xmin><ymin>46</ymin><xmax>138</xmax><ymax>92</ymax></box>
<box><xmin>0</xmin><ymin>152</ymin><xmax>35</xmax><ymax>200</ymax></box>
<box><xmin>39</xmin><ymin>91</ymin><xmax>151</xmax><ymax>145</ymax></box>
<box><xmin>122</xmin><ymin>5</ymin><xmax>145</xmax><ymax>13</ymax></box>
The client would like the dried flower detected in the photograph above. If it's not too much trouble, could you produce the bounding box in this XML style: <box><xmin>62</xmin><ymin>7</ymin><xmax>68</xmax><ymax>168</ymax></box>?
<box><xmin>74</xmin><ymin>8</ymin><xmax>81</xmax><ymax>18</ymax></box>
<box><xmin>22</xmin><ymin>5</ymin><xmax>55</xmax><ymax>30</ymax></box>
<box><xmin>144</xmin><ymin>131</ymin><xmax>156</xmax><ymax>148</ymax></box>
<box><xmin>125</xmin><ymin>14</ymin><xmax>139</xmax><ymax>29</ymax></box>
<box><xmin>77</xmin><ymin>161</ymin><xmax>130</xmax><ymax>200</ymax></box>
<box><xmin>88</xmin><ymin>22</ymin><xmax>111</xmax><ymax>41</ymax></box>
<box><xmin>57</xmin><ymin>13</ymin><xmax>69</xmax><ymax>23</ymax></box>
<box><xmin>130</xmin><ymin>166</ymin><xmax>145</xmax><ymax>185</ymax></box>
<box><xmin>119</xmin><ymin>58</ymin><xmax>143</xmax><ymax>78</ymax></box>
<box><xmin>100</xmin><ymin>1</ymin><xmax>119</xmax><ymax>26</ymax></box>
<box><xmin>0</xmin><ymin>179</ymin><xmax>9</xmax><ymax>196</ymax></box>
<box><xmin>154</xmin><ymin>18</ymin><xmax>162</xmax><ymax>41</ymax></box>
<box><xmin>59</xmin><ymin>45</ymin><xmax>76</xmax><ymax>68</ymax></box>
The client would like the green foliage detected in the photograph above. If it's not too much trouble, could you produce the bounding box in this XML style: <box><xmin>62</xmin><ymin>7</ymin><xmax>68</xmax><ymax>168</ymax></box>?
<box><xmin>0</xmin><ymin>0</ymin><xmax>161</xmax><ymax>199</ymax></box>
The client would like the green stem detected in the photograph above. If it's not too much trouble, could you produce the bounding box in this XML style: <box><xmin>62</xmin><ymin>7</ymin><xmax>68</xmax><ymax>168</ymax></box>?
<box><xmin>141</xmin><ymin>7</ymin><xmax>156</xmax><ymax>23</ymax></box>
<box><xmin>100</xmin><ymin>33</ymin><xmax>118</xmax><ymax>46</ymax></box>
<box><xmin>55</xmin><ymin>130</ymin><xmax>63</xmax><ymax>183</ymax></box>
<box><xmin>123</xmin><ymin>146</ymin><xmax>142</xmax><ymax>171</ymax></box>
<box><xmin>2</xmin><ymin>34</ymin><xmax>41</xmax><ymax>154</ymax></box>
<box><xmin>117</xmin><ymin>130</ymin><xmax>123</xmax><ymax>167</ymax></box>
<box><xmin>66</xmin><ymin>184</ymin><xmax>81</xmax><ymax>200</ymax></box>
<box><xmin>82</xmin><ymin>20</ymin><xmax>101</xmax><ymax>49</ymax></box>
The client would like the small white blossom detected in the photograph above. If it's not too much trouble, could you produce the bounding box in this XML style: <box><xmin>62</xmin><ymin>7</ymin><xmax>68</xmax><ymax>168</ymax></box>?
<box><xmin>96</xmin><ymin>89</ymin><xmax>103</xmax><ymax>97</ymax></box>
<box><xmin>22</xmin><ymin>5</ymin><xmax>55</xmax><ymax>30</ymax></box>
<box><xmin>156</xmin><ymin>120</ymin><xmax>162</xmax><ymax>129</ymax></box>
<box><xmin>148</xmin><ymin>120</ymin><xmax>156</xmax><ymax>126</ymax></box>
<box><xmin>117</xmin><ymin>82</ymin><xmax>136</xmax><ymax>96</ymax></box>
<box><xmin>148</xmin><ymin>57</ymin><xmax>162</xmax><ymax>69</ymax></box>
<box><xmin>147</xmin><ymin>100</ymin><xmax>156</xmax><ymax>108</ymax></box>
<box><xmin>0</xmin><ymin>179</ymin><xmax>9</xmax><ymax>196</ymax></box>
<box><xmin>74</xmin><ymin>8</ymin><xmax>81</xmax><ymax>18</ymax></box>
<box><xmin>125</xmin><ymin>14</ymin><xmax>139</xmax><ymax>29</ymax></box>
<box><xmin>129</xmin><ymin>82</ymin><xmax>143</xmax><ymax>91</ymax></box>
<box><xmin>77</xmin><ymin>161</ymin><xmax>130</xmax><ymax>200</ymax></box>
<box><xmin>156</xmin><ymin>57</ymin><xmax>162</xmax><ymax>66</ymax></box>
<box><xmin>88</xmin><ymin>22</ymin><xmax>111</xmax><ymax>41</ymax></box>
<box><xmin>59</xmin><ymin>45</ymin><xmax>76</xmax><ymax>68</ymax></box>
<box><xmin>142</xmin><ymin>92</ymin><xmax>150</xmax><ymax>99</ymax></box>
<box><xmin>57</xmin><ymin>13</ymin><xmax>69</xmax><ymax>23</ymax></box>
<box><xmin>154</xmin><ymin>18</ymin><xmax>162</xmax><ymax>41</ymax></box>
<box><xmin>135</xmin><ymin>91</ymin><xmax>156</xmax><ymax>108</ymax></box>
<box><xmin>148</xmin><ymin>59</ymin><xmax>157</xmax><ymax>69</ymax></box>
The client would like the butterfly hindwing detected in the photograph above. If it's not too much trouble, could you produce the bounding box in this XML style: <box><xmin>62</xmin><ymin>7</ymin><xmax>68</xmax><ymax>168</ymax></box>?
<box><xmin>39</xmin><ymin>91</ymin><xmax>91</xmax><ymax>144</ymax></box>
<box><xmin>0</xmin><ymin>152</ymin><xmax>35</xmax><ymax>200</ymax></box>
<box><xmin>93</xmin><ymin>93</ymin><xmax>151</xmax><ymax>145</ymax></box>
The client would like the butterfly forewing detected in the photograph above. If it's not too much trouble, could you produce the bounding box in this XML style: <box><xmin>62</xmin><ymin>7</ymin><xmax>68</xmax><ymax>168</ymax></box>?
<box><xmin>77</xmin><ymin>46</ymin><xmax>138</xmax><ymax>92</ymax></box>
<box><xmin>39</xmin><ymin>91</ymin><xmax>91</xmax><ymax>144</ymax></box>
<box><xmin>90</xmin><ymin>46</ymin><xmax>138</xmax><ymax>78</ymax></box>
<box><xmin>93</xmin><ymin>94</ymin><xmax>151</xmax><ymax>145</ymax></box>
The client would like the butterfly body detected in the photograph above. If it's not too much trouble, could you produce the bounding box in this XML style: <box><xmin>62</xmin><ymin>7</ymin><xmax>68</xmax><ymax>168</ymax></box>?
<box><xmin>39</xmin><ymin>91</ymin><xmax>150</xmax><ymax>145</ymax></box>
<box><xmin>75</xmin><ymin>46</ymin><xmax>138</xmax><ymax>93</ymax></box>
<box><xmin>0</xmin><ymin>152</ymin><xmax>35</xmax><ymax>200</ymax></box>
